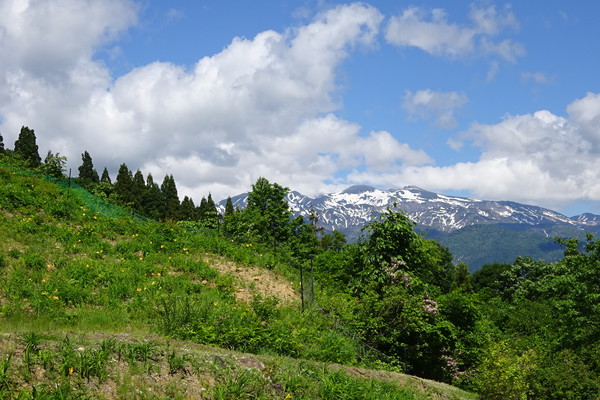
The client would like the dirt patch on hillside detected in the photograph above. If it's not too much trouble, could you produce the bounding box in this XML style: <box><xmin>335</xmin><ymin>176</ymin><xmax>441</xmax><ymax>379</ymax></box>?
<box><xmin>203</xmin><ymin>254</ymin><xmax>298</xmax><ymax>304</ymax></box>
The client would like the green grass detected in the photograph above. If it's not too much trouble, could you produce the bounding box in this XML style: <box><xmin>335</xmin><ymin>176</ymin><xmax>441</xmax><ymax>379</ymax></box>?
<box><xmin>0</xmin><ymin>161</ymin><xmax>477</xmax><ymax>399</ymax></box>
<box><xmin>0</xmin><ymin>332</ymin><xmax>475</xmax><ymax>399</ymax></box>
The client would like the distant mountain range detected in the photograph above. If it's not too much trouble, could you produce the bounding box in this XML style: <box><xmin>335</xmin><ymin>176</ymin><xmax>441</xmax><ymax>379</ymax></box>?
<box><xmin>218</xmin><ymin>185</ymin><xmax>600</xmax><ymax>270</ymax></box>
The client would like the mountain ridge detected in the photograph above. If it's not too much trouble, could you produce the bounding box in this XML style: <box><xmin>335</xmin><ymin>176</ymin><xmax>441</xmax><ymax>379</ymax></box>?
<box><xmin>218</xmin><ymin>185</ymin><xmax>600</xmax><ymax>269</ymax></box>
<box><xmin>219</xmin><ymin>184</ymin><xmax>600</xmax><ymax>234</ymax></box>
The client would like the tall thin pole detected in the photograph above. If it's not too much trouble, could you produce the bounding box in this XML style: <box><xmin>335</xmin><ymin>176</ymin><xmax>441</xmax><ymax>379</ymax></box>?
<box><xmin>300</xmin><ymin>263</ymin><xmax>305</xmax><ymax>312</ymax></box>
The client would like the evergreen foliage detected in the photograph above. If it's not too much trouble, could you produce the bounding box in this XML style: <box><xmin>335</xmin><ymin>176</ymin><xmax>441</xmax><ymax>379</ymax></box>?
<box><xmin>0</xmin><ymin>131</ymin><xmax>4</xmax><ymax>153</ymax></box>
<box><xmin>100</xmin><ymin>167</ymin><xmax>111</xmax><ymax>184</ymax></box>
<box><xmin>13</xmin><ymin>126</ymin><xmax>41</xmax><ymax>167</ymax></box>
<box><xmin>113</xmin><ymin>163</ymin><xmax>134</xmax><ymax>207</ymax></box>
<box><xmin>180</xmin><ymin>196</ymin><xmax>196</xmax><ymax>221</ymax></box>
<box><xmin>225</xmin><ymin>196</ymin><xmax>235</xmax><ymax>217</ymax></box>
<box><xmin>77</xmin><ymin>151</ymin><xmax>100</xmax><ymax>185</ymax></box>
<box><xmin>203</xmin><ymin>193</ymin><xmax>220</xmax><ymax>229</ymax></box>
<box><xmin>131</xmin><ymin>170</ymin><xmax>146</xmax><ymax>213</ymax></box>
<box><xmin>161</xmin><ymin>174</ymin><xmax>180</xmax><ymax>221</ymax></box>
<box><xmin>142</xmin><ymin>173</ymin><xmax>162</xmax><ymax>220</ymax></box>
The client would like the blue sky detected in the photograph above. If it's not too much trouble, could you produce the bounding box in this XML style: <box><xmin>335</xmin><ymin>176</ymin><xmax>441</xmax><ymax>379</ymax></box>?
<box><xmin>1</xmin><ymin>1</ymin><xmax>600</xmax><ymax>216</ymax></box>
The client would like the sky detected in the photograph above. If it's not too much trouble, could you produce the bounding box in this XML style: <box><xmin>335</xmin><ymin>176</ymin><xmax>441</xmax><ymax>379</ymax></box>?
<box><xmin>1</xmin><ymin>0</ymin><xmax>600</xmax><ymax>216</ymax></box>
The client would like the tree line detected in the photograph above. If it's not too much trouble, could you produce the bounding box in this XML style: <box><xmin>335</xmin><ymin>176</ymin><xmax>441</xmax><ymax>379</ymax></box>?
<box><xmin>0</xmin><ymin>126</ymin><xmax>226</xmax><ymax>227</ymax></box>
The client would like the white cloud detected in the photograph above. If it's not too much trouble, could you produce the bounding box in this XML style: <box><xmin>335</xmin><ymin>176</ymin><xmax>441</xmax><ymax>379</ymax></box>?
<box><xmin>486</xmin><ymin>61</ymin><xmax>500</xmax><ymax>82</ymax></box>
<box><xmin>469</xmin><ymin>3</ymin><xmax>518</xmax><ymax>35</ymax></box>
<box><xmin>385</xmin><ymin>7</ymin><xmax>475</xmax><ymax>57</ymax></box>
<box><xmin>521</xmin><ymin>71</ymin><xmax>552</xmax><ymax>85</ymax></box>
<box><xmin>566</xmin><ymin>92</ymin><xmax>600</xmax><ymax>145</ymax></box>
<box><xmin>385</xmin><ymin>4</ymin><xmax>523</xmax><ymax>62</ymax></box>
<box><xmin>0</xmin><ymin>0</ymin><xmax>137</xmax><ymax>78</ymax></box>
<box><xmin>392</xmin><ymin>93</ymin><xmax>600</xmax><ymax>209</ymax></box>
<box><xmin>403</xmin><ymin>89</ymin><xmax>468</xmax><ymax>129</ymax></box>
<box><xmin>1</xmin><ymin>1</ymin><xmax>431</xmax><ymax>202</ymax></box>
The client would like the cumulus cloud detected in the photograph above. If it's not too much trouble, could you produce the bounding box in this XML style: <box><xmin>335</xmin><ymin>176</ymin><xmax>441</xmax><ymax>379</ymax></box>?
<box><xmin>389</xmin><ymin>93</ymin><xmax>600</xmax><ymax>210</ymax></box>
<box><xmin>0</xmin><ymin>0</ymin><xmax>137</xmax><ymax>78</ymax></box>
<box><xmin>385</xmin><ymin>4</ymin><xmax>523</xmax><ymax>61</ymax></box>
<box><xmin>403</xmin><ymin>89</ymin><xmax>468</xmax><ymax>129</ymax></box>
<box><xmin>0</xmin><ymin>0</ymin><xmax>431</xmax><ymax>202</ymax></box>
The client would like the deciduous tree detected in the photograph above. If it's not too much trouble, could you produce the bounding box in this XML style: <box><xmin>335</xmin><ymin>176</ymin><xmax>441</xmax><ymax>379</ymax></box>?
<box><xmin>246</xmin><ymin>177</ymin><xmax>291</xmax><ymax>246</ymax></box>
<box><xmin>42</xmin><ymin>151</ymin><xmax>67</xmax><ymax>178</ymax></box>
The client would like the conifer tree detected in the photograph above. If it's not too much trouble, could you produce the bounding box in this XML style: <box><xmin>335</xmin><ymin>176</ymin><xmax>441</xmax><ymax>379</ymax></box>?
<box><xmin>0</xmin><ymin>132</ymin><xmax>4</xmax><ymax>153</ymax></box>
<box><xmin>77</xmin><ymin>151</ymin><xmax>100</xmax><ymax>186</ymax></box>
<box><xmin>100</xmin><ymin>167</ymin><xmax>112</xmax><ymax>184</ymax></box>
<box><xmin>95</xmin><ymin>167</ymin><xmax>113</xmax><ymax>198</ymax></box>
<box><xmin>222</xmin><ymin>196</ymin><xmax>236</xmax><ymax>232</ymax></box>
<box><xmin>131</xmin><ymin>170</ymin><xmax>145</xmax><ymax>213</ymax></box>
<box><xmin>14</xmin><ymin>126</ymin><xmax>41</xmax><ymax>167</ymax></box>
<box><xmin>198</xmin><ymin>197</ymin><xmax>208</xmax><ymax>220</ymax></box>
<box><xmin>113</xmin><ymin>163</ymin><xmax>134</xmax><ymax>207</ymax></box>
<box><xmin>180</xmin><ymin>196</ymin><xmax>196</xmax><ymax>221</ymax></box>
<box><xmin>225</xmin><ymin>196</ymin><xmax>235</xmax><ymax>217</ymax></box>
<box><xmin>142</xmin><ymin>173</ymin><xmax>162</xmax><ymax>220</ymax></box>
<box><xmin>203</xmin><ymin>193</ymin><xmax>220</xmax><ymax>229</ymax></box>
<box><xmin>161</xmin><ymin>174</ymin><xmax>180</xmax><ymax>221</ymax></box>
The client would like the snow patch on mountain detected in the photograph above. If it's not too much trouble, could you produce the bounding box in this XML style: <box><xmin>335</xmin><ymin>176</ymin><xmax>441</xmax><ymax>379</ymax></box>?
<box><xmin>218</xmin><ymin>185</ymin><xmax>600</xmax><ymax>236</ymax></box>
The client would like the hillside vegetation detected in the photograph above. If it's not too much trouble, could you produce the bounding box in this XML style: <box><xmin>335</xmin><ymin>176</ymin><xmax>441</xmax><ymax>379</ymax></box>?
<box><xmin>0</xmin><ymin>160</ymin><xmax>476</xmax><ymax>398</ymax></box>
<box><xmin>2</xmin><ymin>135</ymin><xmax>600</xmax><ymax>399</ymax></box>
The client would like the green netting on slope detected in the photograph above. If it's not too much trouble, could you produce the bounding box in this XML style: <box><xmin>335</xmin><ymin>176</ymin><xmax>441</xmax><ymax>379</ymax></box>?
<box><xmin>0</xmin><ymin>161</ymin><xmax>149</xmax><ymax>221</ymax></box>
<box><xmin>48</xmin><ymin>176</ymin><xmax>144</xmax><ymax>220</ymax></box>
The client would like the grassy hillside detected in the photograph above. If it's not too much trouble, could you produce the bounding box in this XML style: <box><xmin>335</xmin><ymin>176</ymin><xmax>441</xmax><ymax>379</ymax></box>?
<box><xmin>0</xmin><ymin>163</ymin><xmax>476</xmax><ymax>399</ymax></box>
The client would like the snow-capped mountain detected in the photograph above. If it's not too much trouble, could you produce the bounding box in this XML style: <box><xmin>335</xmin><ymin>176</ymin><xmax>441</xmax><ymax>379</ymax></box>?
<box><xmin>219</xmin><ymin>184</ymin><xmax>600</xmax><ymax>236</ymax></box>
